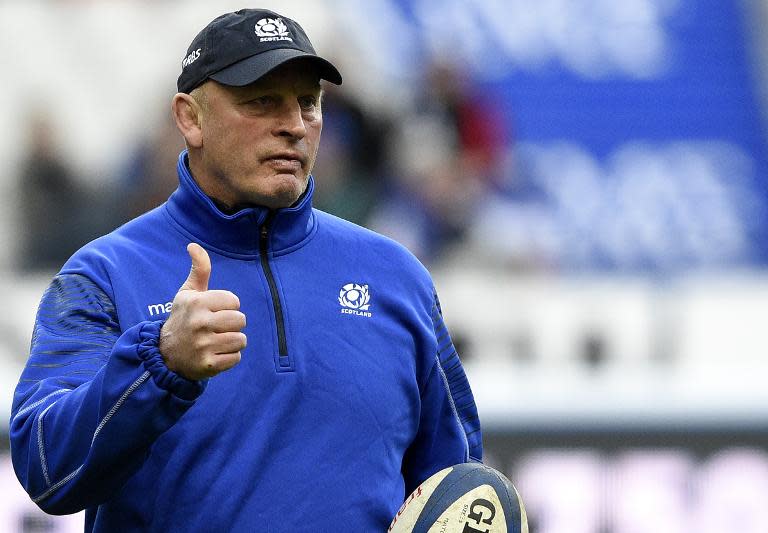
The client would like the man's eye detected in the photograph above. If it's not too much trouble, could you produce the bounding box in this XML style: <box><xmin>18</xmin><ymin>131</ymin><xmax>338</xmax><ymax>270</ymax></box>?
<box><xmin>299</xmin><ymin>96</ymin><xmax>318</xmax><ymax>109</ymax></box>
<box><xmin>246</xmin><ymin>96</ymin><xmax>275</xmax><ymax>107</ymax></box>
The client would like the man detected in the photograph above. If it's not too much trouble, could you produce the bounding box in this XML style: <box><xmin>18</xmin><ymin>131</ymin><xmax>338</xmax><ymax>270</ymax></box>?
<box><xmin>10</xmin><ymin>8</ymin><xmax>481</xmax><ymax>531</ymax></box>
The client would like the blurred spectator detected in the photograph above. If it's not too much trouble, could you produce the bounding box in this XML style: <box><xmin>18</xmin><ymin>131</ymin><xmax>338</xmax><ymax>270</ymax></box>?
<box><xmin>311</xmin><ymin>85</ymin><xmax>390</xmax><ymax>226</ymax></box>
<box><xmin>116</xmin><ymin>111</ymin><xmax>186</xmax><ymax>221</ymax></box>
<box><xmin>369</xmin><ymin>60</ymin><xmax>509</xmax><ymax>263</ymax></box>
<box><xmin>16</xmin><ymin>110</ymin><xmax>93</xmax><ymax>272</ymax></box>
<box><xmin>423</xmin><ymin>61</ymin><xmax>508</xmax><ymax>180</ymax></box>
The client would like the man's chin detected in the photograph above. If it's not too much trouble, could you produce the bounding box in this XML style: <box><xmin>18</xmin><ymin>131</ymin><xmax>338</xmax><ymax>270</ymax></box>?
<box><xmin>259</xmin><ymin>175</ymin><xmax>309</xmax><ymax>209</ymax></box>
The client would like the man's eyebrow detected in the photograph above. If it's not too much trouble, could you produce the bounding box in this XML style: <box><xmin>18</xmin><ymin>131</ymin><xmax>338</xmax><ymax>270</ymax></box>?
<box><xmin>300</xmin><ymin>80</ymin><xmax>322</xmax><ymax>91</ymax></box>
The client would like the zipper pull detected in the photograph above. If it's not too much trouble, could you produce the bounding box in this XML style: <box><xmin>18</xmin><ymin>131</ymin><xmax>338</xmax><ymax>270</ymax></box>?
<box><xmin>260</xmin><ymin>213</ymin><xmax>274</xmax><ymax>242</ymax></box>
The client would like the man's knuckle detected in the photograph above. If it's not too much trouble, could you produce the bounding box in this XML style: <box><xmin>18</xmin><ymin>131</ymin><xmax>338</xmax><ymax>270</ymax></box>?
<box><xmin>189</xmin><ymin>312</ymin><xmax>210</xmax><ymax>332</ymax></box>
<box><xmin>192</xmin><ymin>335</ymin><xmax>209</xmax><ymax>351</ymax></box>
<box><xmin>201</xmin><ymin>355</ymin><xmax>216</xmax><ymax>372</ymax></box>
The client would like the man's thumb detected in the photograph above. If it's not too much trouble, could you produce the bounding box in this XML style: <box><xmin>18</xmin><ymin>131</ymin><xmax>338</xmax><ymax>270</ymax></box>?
<box><xmin>181</xmin><ymin>243</ymin><xmax>211</xmax><ymax>292</ymax></box>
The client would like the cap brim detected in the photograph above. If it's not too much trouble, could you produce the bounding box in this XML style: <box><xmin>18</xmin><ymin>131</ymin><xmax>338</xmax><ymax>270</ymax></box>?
<box><xmin>209</xmin><ymin>48</ymin><xmax>342</xmax><ymax>87</ymax></box>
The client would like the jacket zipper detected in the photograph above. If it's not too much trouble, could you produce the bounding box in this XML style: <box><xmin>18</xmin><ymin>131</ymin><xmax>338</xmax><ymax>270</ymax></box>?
<box><xmin>260</xmin><ymin>216</ymin><xmax>288</xmax><ymax>359</ymax></box>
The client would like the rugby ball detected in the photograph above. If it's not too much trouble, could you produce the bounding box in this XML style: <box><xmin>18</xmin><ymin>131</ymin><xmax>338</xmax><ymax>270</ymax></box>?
<box><xmin>388</xmin><ymin>463</ymin><xmax>528</xmax><ymax>533</ymax></box>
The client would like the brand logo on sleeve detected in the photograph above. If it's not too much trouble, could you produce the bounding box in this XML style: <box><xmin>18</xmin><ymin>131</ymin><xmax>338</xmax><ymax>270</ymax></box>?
<box><xmin>148</xmin><ymin>301</ymin><xmax>173</xmax><ymax>317</ymax></box>
<box><xmin>339</xmin><ymin>283</ymin><xmax>372</xmax><ymax>318</ymax></box>
<box><xmin>255</xmin><ymin>18</ymin><xmax>293</xmax><ymax>42</ymax></box>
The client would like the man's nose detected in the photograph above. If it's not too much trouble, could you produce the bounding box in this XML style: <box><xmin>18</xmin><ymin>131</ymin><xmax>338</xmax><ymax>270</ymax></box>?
<box><xmin>274</xmin><ymin>103</ymin><xmax>307</xmax><ymax>140</ymax></box>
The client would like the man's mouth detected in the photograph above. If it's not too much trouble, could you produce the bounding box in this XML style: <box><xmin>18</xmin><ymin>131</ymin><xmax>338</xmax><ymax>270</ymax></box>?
<box><xmin>267</xmin><ymin>161</ymin><xmax>302</xmax><ymax>175</ymax></box>
<box><xmin>263</xmin><ymin>152</ymin><xmax>306</xmax><ymax>171</ymax></box>
<box><xmin>265</xmin><ymin>152</ymin><xmax>306</xmax><ymax>165</ymax></box>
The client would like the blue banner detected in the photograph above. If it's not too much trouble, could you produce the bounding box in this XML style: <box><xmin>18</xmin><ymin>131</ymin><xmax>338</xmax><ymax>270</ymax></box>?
<box><xmin>342</xmin><ymin>0</ymin><xmax>768</xmax><ymax>272</ymax></box>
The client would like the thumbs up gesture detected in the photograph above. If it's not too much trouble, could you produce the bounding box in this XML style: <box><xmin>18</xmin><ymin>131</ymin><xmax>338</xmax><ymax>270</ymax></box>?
<box><xmin>158</xmin><ymin>243</ymin><xmax>247</xmax><ymax>380</ymax></box>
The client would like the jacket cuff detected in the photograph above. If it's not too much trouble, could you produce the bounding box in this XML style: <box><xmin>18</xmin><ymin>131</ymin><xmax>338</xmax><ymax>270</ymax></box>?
<box><xmin>137</xmin><ymin>321</ymin><xmax>206</xmax><ymax>401</ymax></box>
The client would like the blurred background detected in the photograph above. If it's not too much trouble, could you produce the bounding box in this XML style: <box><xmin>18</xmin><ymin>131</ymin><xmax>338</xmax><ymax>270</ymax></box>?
<box><xmin>1</xmin><ymin>0</ymin><xmax>768</xmax><ymax>531</ymax></box>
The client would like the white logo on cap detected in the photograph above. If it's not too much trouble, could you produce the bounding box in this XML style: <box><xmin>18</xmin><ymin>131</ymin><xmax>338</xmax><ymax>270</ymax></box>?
<box><xmin>182</xmin><ymin>48</ymin><xmax>201</xmax><ymax>69</ymax></box>
<box><xmin>255</xmin><ymin>18</ymin><xmax>293</xmax><ymax>43</ymax></box>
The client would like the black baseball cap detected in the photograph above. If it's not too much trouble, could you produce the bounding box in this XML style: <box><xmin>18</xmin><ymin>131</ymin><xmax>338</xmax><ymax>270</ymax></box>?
<box><xmin>177</xmin><ymin>9</ymin><xmax>342</xmax><ymax>93</ymax></box>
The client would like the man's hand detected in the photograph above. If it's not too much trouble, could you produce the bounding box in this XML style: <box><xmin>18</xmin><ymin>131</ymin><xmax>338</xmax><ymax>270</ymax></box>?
<box><xmin>158</xmin><ymin>243</ymin><xmax>246</xmax><ymax>380</ymax></box>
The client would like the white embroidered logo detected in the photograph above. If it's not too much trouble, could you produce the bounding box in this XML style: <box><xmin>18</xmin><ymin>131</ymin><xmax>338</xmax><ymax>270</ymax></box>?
<box><xmin>182</xmin><ymin>48</ymin><xmax>201</xmax><ymax>69</ymax></box>
<box><xmin>339</xmin><ymin>283</ymin><xmax>372</xmax><ymax>317</ymax></box>
<box><xmin>255</xmin><ymin>18</ymin><xmax>293</xmax><ymax>42</ymax></box>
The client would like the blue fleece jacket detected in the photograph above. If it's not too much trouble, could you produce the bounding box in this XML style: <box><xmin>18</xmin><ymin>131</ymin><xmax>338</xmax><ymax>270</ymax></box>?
<box><xmin>10</xmin><ymin>152</ymin><xmax>482</xmax><ymax>532</ymax></box>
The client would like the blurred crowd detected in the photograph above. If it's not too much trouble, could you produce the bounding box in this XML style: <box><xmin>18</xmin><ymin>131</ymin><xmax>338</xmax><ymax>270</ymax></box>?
<box><xmin>15</xmin><ymin>61</ymin><xmax>511</xmax><ymax>273</ymax></box>
<box><xmin>13</xmin><ymin>0</ymin><xmax>768</xmax><ymax>277</ymax></box>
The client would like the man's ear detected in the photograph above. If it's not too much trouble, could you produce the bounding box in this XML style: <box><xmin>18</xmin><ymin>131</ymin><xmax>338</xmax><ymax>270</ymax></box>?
<box><xmin>172</xmin><ymin>93</ymin><xmax>203</xmax><ymax>148</ymax></box>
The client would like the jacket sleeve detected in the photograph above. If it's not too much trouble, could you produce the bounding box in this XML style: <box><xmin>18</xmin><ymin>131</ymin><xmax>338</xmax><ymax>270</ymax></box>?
<box><xmin>401</xmin><ymin>290</ymin><xmax>483</xmax><ymax>494</ymax></box>
<box><xmin>9</xmin><ymin>273</ymin><xmax>205</xmax><ymax>515</ymax></box>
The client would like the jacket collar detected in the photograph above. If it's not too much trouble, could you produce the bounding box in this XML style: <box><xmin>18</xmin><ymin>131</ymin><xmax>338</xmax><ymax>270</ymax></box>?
<box><xmin>165</xmin><ymin>151</ymin><xmax>316</xmax><ymax>257</ymax></box>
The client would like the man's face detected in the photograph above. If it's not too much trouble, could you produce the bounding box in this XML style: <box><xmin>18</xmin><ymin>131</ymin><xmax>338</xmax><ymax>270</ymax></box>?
<box><xmin>193</xmin><ymin>61</ymin><xmax>323</xmax><ymax>211</ymax></box>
